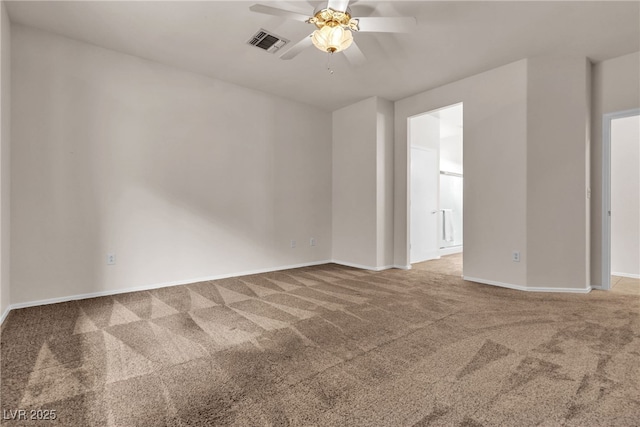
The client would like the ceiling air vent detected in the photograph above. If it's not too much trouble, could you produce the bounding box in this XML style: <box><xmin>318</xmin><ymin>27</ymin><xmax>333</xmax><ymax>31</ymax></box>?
<box><xmin>247</xmin><ymin>29</ymin><xmax>288</xmax><ymax>53</ymax></box>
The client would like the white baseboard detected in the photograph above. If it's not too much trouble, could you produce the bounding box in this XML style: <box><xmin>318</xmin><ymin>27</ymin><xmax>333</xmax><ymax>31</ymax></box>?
<box><xmin>463</xmin><ymin>276</ymin><xmax>592</xmax><ymax>294</ymax></box>
<box><xmin>464</xmin><ymin>276</ymin><xmax>528</xmax><ymax>292</ymax></box>
<box><xmin>1</xmin><ymin>259</ymin><xmax>333</xmax><ymax>324</ymax></box>
<box><xmin>440</xmin><ymin>246</ymin><xmax>463</xmax><ymax>256</ymax></box>
<box><xmin>411</xmin><ymin>255</ymin><xmax>441</xmax><ymax>264</ymax></box>
<box><xmin>332</xmin><ymin>260</ymin><xmax>413</xmax><ymax>271</ymax></box>
<box><xmin>331</xmin><ymin>260</ymin><xmax>394</xmax><ymax>271</ymax></box>
<box><xmin>612</xmin><ymin>272</ymin><xmax>640</xmax><ymax>279</ymax></box>
<box><xmin>0</xmin><ymin>305</ymin><xmax>11</xmax><ymax>324</ymax></box>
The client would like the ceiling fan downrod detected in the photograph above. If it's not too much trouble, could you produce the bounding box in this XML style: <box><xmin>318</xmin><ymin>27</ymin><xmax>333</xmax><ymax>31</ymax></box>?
<box><xmin>326</xmin><ymin>51</ymin><xmax>334</xmax><ymax>75</ymax></box>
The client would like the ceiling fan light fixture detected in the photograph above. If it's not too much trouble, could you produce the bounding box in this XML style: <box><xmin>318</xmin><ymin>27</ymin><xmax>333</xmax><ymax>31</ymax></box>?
<box><xmin>249</xmin><ymin>3</ymin><xmax>417</xmax><ymax>62</ymax></box>
<box><xmin>308</xmin><ymin>7</ymin><xmax>353</xmax><ymax>29</ymax></box>
<box><xmin>311</xmin><ymin>24</ymin><xmax>353</xmax><ymax>53</ymax></box>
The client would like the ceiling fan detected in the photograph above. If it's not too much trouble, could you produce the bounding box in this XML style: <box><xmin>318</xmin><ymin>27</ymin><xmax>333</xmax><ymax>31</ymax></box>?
<box><xmin>249</xmin><ymin>0</ymin><xmax>417</xmax><ymax>65</ymax></box>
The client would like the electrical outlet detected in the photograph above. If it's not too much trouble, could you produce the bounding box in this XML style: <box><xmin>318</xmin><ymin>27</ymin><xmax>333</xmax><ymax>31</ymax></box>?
<box><xmin>290</xmin><ymin>240</ymin><xmax>296</xmax><ymax>249</ymax></box>
<box><xmin>310</xmin><ymin>238</ymin><xmax>316</xmax><ymax>246</ymax></box>
<box><xmin>512</xmin><ymin>251</ymin><xmax>520</xmax><ymax>262</ymax></box>
<box><xmin>107</xmin><ymin>253</ymin><xmax>116</xmax><ymax>265</ymax></box>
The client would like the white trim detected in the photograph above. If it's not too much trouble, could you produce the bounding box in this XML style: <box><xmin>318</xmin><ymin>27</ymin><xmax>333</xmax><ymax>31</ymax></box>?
<box><xmin>393</xmin><ymin>264</ymin><xmax>412</xmax><ymax>270</ymax></box>
<box><xmin>602</xmin><ymin>108</ymin><xmax>640</xmax><ymax>291</ymax></box>
<box><xmin>413</xmin><ymin>255</ymin><xmax>441</xmax><ymax>264</ymax></box>
<box><xmin>0</xmin><ymin>306</ymin><xmax>11</xmax><ymax>324</ymax></box>
<box><xmin>406</xmin><ymin>116</ymin><xmax>412</xmax><ymax>269</ymax></box>
<box><xmin>440</xmin><ymin>246</ymin><xmax>462</xmax><ymax>256</ymax></box>
<box><xmin>331</xmin><ymin>260</ymin><xmax>394</xmax><ymax>271</ymax></box>
<box><xmin>1</xmin><ymin>259</ymin><xmax>333</xmax><ymax>320</ymax></box>
<box><xmin>464</xmin><ymin>276</ymin><xmax>527</xmax><ymax>292</ymax></box>
<box><xmin>612</xmin><ymin>272</ymin><xmax>640</xmax><ymax>279</ymax></box>
<box><xmin>407</xmin><ymin>102</ymin><xmax>464</xmax><ymax>121</ymax></box>
<box><xmin>463</xmin><ymin>276</ymin><xmax>592</xmax><ymax>294</ymax></box>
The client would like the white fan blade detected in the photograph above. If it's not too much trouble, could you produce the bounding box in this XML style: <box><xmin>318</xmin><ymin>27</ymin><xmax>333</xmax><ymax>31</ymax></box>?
<box><xmin>249</xmin><ymin>4</ymin><xmax>310</xmax><ymax>22</ymax></box>
<box><xmin>280</xmin><ymin>34</ymin><xmax>314</xmax><ymax>60</ymax></box>
<box><xmin>343</xmin><ymin>41</ymin><xmax>366</xmax><ymax>67</ymax></box>
<box><xmin>356</xmin><ymin>17</ymin><xmax>417</xmax><ymax>33</ymax></box>
<box><xmin>327</xmin><ymin>0</ymin><xmax>350</xmax><ymax>12</ymax></box>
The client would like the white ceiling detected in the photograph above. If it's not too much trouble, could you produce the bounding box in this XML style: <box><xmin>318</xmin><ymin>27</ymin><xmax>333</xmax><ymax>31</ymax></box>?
<box><xmin>6</xmin><ymin>1</ymin><xmax>640</xmax><ymax>111</ymax></box>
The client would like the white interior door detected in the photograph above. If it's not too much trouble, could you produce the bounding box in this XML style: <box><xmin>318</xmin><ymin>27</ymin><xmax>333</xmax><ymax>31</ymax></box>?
<box><xmin>602</xmin><ymin>108</ymin><xmax>640</xmax><ymax>289</ymax></box>
<box><xmin>410</xmin><ymin>147</ymin><xmax>439</xmax><ymax>263</ymax></box>
<box><xmin>611</xmin><ymin>114</ymin><xmax>640</xmax><ymax>278</ymax></box>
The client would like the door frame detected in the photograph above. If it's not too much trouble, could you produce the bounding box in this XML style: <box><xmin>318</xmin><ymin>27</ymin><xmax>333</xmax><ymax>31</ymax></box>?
<box><xmin>407</xmin><ymin>102</ymin><xmax>463</xmax><ymax>266</ymax></box>
<box><xmin>601</xmin><ymin>108</ymin><xmax>640</xmax><ymax>290</ymax></box>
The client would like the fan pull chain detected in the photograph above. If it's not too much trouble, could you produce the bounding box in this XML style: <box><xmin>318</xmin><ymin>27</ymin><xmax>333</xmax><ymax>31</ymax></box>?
<box><xmin>326</xmin><ymin>52</ymin><xmax>334</xmax><ymax>75</ymax></box>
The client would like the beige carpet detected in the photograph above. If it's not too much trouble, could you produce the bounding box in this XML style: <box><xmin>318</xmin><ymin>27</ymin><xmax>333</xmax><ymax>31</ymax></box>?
<box><xmin>2</xmin><ymin>255</ymin><xmax>639</xmax><ymax>426</ymax></box>
<box><xmin>611</xmin><ymin>275</ymin><xmax>640</xmax><ymax>296</ymax></box>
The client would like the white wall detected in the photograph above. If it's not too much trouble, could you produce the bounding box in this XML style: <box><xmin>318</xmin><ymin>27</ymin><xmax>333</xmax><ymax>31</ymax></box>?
<box><xmin>7</xmin><ymin>25</ymin><xmax>634</xmax><ymax>311</ymax></box>
<box><xmin>10</xmin><ymin>25</ymin><xmax>332</xmax><ymax>305</ymax></box>
<box><xmin>611</xmin><ymin>115</ymin><xmax>640</xmax><ymax>277</ymax></box>
<box><xmin>591</xmin><ymin>51</ymin><xmax>640</xmax><ymax>285</ymax></box>
<box><xmin>397</xmin><ymin>57</ymin><xmax>595</xmax><ymax>291</ymax></box>
<box><xmin>395</xmin><ymin>60</ymin><xmax>529</xmax><ymax>286</ymax></box>
<box><xmin>526</xmin><ymin>57</ymin><xmax>591</xmax><ymax>290</ymax></box>
<box><xmin>332</xmin><ymin>97</ymin><xmax>378</xmax><ymax>268</ymax></box>
<box><xmin>376</xmin><ymin>98</ymin><xmax>394</xmax><ymax>268</ymax></box>
<box><xmin>0</xmin><ymin>1</ymin><xmax>10</xmax><ymax>318</ymax></box>
<box><xmin>332</xmin><ymin>96</ymin><xmax>394</xmax><ymax>270</ymax></box>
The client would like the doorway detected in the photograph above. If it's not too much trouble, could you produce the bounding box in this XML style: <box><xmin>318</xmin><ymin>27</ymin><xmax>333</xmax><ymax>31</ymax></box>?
<box><xmin>602</xmin><ymin>109</ymin><xmax>640</xmax><ymax>290</ymax></box>
<box><xmin>409</xmin><ymin>103</ymin><xmax>463</xmax><ymax>265</ymax></box>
